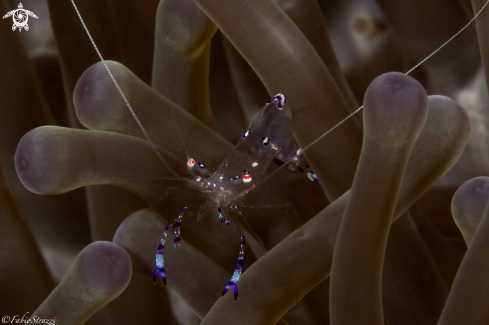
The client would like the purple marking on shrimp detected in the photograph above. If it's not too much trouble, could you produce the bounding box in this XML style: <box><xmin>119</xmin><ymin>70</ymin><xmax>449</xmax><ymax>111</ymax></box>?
<box><xmin>198</xmin><ymin>163</ymin><xmax>206</xmax><ymax>169</ymax></box>
<box><xmin>174</xmin><ymin>206</ymin><xmax>186</xmax><ymax>247</ymax></box>
<box><xmin>262</xmin><ymin>137</ymin><xmax>270</xmax><ymax>146</ymax></box>
<box><xmin>154</xmin><ymin>207</ymin><xmax>188</xmax><ymax>284</ymax></box>
<box><xmin>154</xmin><ymin>240</ymin><xmax>167</xmax><ymax>285</ymax></box>
<box><xmin>153</xmin><ymin>267</ymin><xmax>166</xmax><ymax>285</ymax></box>
<box><xmin>222</xmin><ymin>282</ymin><xmax>234</xmax><ymax>297</ymax></box>
<box><xmin>273</xmin><ymin>158</ymin><xmax>285</xmax><ymax>166</ymax></box>
<box><xmin>174</xmin><ymin>225</ymin><xmax>181</xmax><ymax>245</ymax></box>
<box><xmin>242</xmin><ymin>130</ymin><xmax>250</xmax><ymax>139</ymax></box>
<box><xmin>221</xmin><ymin>282</ymin><xmax>239</xmax><ymax>301</ymax></box>
<box><xmin>217</xmin><ymin>205</ymin><xmax>232</xmax><ymax>225</ymax></box>
<box><xmin>222</xmin><ymin>236</ymin><xmax>246</xmax><ymax>301</ymax></box>
<box><xmin>267</xmin><ymin>93</ymin><xmax>286</xmax><ymax>109</ymax></box>
<box><xmin>157</xmin><ymin>242</ymin><xmax>164</xmax><ymax>253</ymax></box>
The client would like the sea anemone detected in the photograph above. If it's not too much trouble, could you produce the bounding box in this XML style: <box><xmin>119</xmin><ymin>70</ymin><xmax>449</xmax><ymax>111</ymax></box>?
<box><xmin>2</xmin><ymin>0</ymin><xmax>489</xmax><ymax>324</ymax></box>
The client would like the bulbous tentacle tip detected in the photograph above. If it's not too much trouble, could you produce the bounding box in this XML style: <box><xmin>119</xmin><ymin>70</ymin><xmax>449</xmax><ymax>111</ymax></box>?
<box><xmin>452</xmin><ymin>176</ymin><xmax>489</xmax><ymax>245</ymax></box>
<box><xmin>363</xmin><ymin>72</ymin><xmax>428</xmax><ymax>139</ymax></box>
<box><xmin>73</xmin><ymin>60</ymin><xmax>128</xmax><ymax>128</ymax></box>
<box><xmin>14</xmin><ymin>131</ymin><xmax>36</xmax><ymax>192</ymax></box>
<box><xmin>76</xmin><ymin>242</ymin><xmax>133</xmax><ymax>298</ymax></box>
<box><xmin>14</xmin><ymin>127</ymin><xmax>60</xmax><ymax>195</ymax></box>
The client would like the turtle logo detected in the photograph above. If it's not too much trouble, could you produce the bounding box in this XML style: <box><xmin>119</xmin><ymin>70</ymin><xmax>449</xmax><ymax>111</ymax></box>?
<box><xmin>2</xmin><ymin>3</ymin><xmax>37</xmax><ymax>32</ymax></box>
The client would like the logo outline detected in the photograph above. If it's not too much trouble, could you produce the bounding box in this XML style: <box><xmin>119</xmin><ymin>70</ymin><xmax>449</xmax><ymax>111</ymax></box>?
<box><xmin>2</xmin><ymin>3</ymin><xmax>38</xmax><ymax>32</ymax></box>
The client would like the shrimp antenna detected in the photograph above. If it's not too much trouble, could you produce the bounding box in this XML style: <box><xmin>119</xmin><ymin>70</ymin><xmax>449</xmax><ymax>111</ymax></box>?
<box><xmin>235</xmin><ymin>0</ymin><xmax>489</xmax><ymax>199</ymax></box>
<box><xmin>71</xmin><ymin>0</ymin><xmax>180</xmax><ymax>179</ymax></box>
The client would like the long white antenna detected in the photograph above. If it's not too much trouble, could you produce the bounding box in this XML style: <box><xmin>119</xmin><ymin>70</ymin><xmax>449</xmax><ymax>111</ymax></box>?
<box><xmin>405</xmin><ymin>1</ymin><xmax>489</xmax><ymax>75</ymax></box>
<box><xmin>71</xmin><ymin>0</ymin><xmax>180</xmax><ymax>179</ymax></box>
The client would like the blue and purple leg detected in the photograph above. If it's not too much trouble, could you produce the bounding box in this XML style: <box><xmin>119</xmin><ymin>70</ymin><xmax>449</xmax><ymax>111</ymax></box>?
<box><xmin>153</xmin><ymin>243</ymin><xmax>167</xmax><ymax>286</ymax></box>
<box><xmin>153</xmin><ymin>222</ymin><xmax>172</xmax><ymax>285</ymax></box>
<box><xmin>217</xmin><ymin>206</ymin><xmax>232</xmax><ymax>225</ymax></box>
<box><xmin>174</xmin><ymin>206</ymin><xmax>186</xmax><ymax>247</ymax></box>
<box><xmin>222</xmin><ymin>236</ymin><xmax>246</xmax><ymax>301</ymax></box>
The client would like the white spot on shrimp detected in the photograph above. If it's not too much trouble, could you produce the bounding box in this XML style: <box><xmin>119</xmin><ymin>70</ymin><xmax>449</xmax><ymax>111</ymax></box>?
<box><xmin>307</xmin><ymin>172</ymin><xmax>318</xmax><ymax>183</ymax></box>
